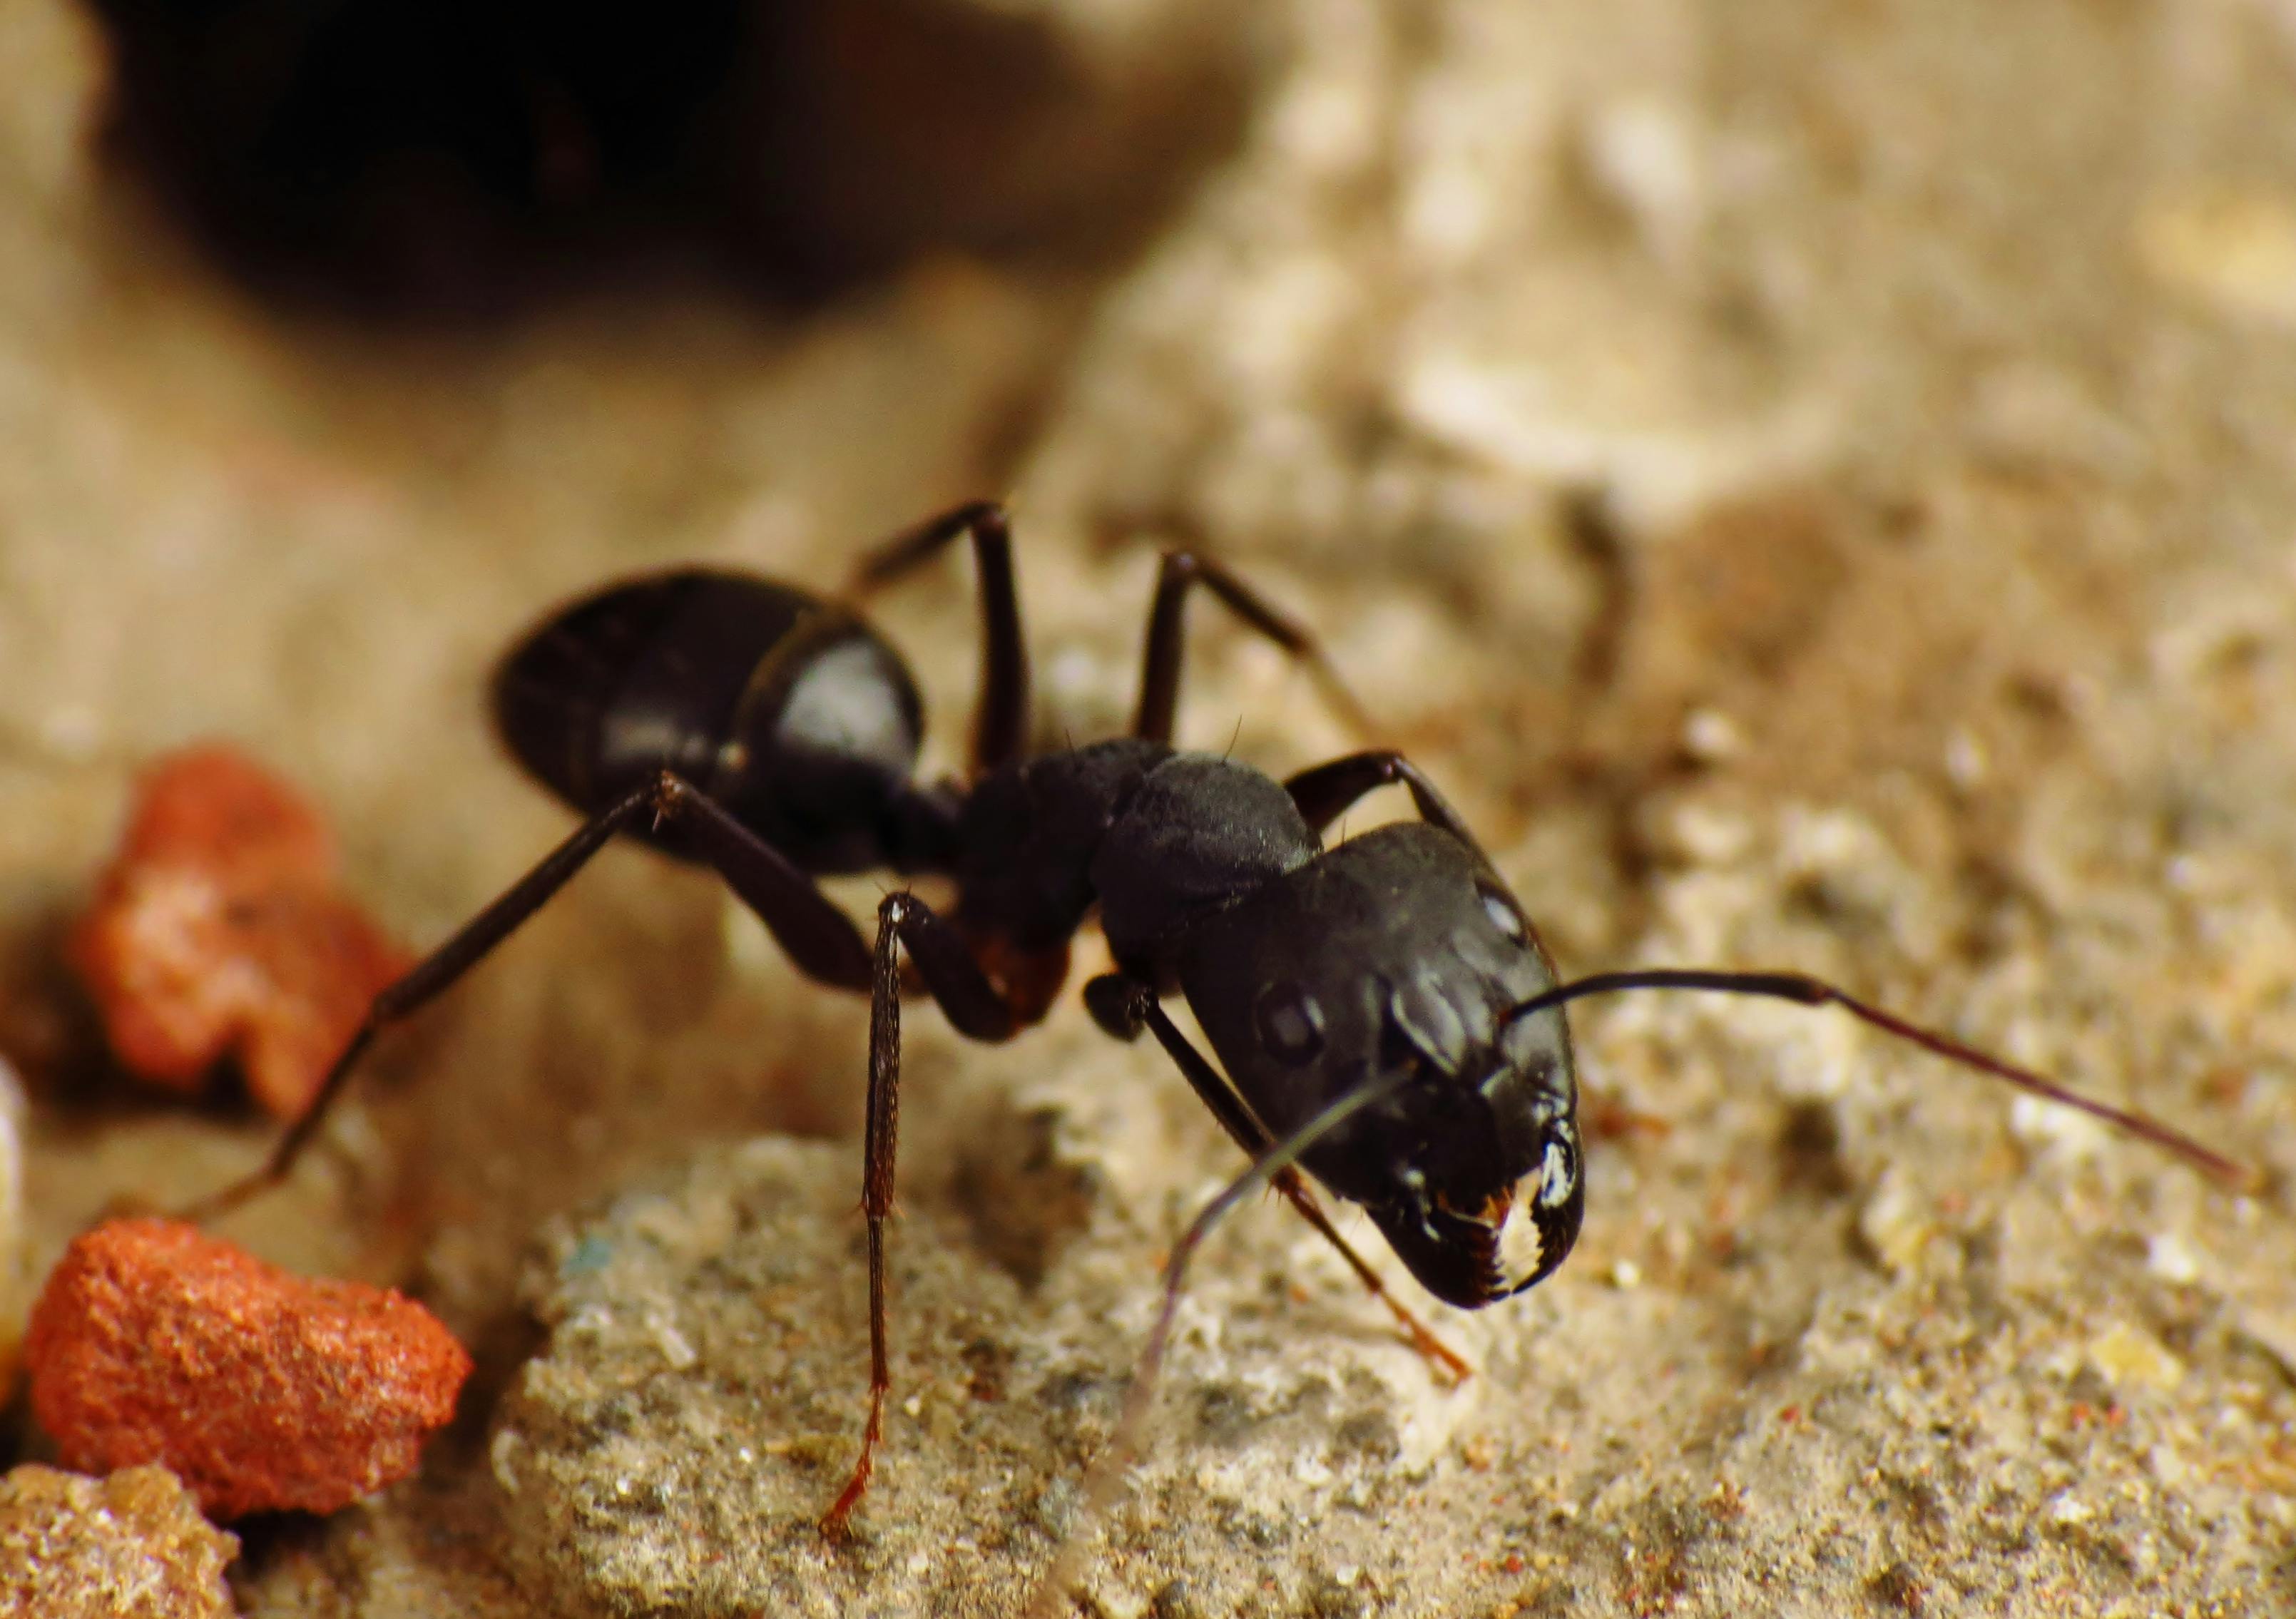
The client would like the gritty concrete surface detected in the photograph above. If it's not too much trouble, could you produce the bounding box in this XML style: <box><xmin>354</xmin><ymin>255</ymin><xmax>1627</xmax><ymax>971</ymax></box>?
<box><xmin>1</xmin><ymin>0</ymin><xmax>2295</xmax><ymax>1615</ymax></box>
<box><xmin>0</xmin><ymin>1462</ymin><xmax>240</xmax><ymax>1619</ymax></box>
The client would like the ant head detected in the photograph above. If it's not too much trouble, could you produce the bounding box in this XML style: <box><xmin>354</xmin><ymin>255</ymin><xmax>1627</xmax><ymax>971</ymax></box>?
<box><xmin>1353</xmin><ymin>937</ymin><xmax>1586</xmax><ymax>1311</ymax></box>
<box><xmin>1178</xmin><ymin>822</ymin><xmax>1588</xmax><ymax>1309</ymax></box>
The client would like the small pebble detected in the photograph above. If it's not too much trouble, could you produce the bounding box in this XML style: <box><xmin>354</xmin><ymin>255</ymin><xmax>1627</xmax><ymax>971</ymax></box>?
<box><xmin>2146</xmin><ymin>1233</ymin><xmax>2200</xmax><ymax>1285</ymax></box>
<box><xmin>0</xmin><ymin>1462</ymin><xmax>239</xmax><ymax>1619</ymax></box>
<box><xmin>2135</xmin><ymin>183</ymin><xmax>2296</xmax><ymax>327</ymax></box>
<box><xmin>1679</xmin><ymin>707</ymin><xmax>1744</xmax><ymax>763</ymax></box>
<box><xmin>70</xmin><ymin>744</ymin><xmax>410</xmax><ymax>1120</ymax></box>
<box><xmin>26</xmin><ymin>1219</ymin><xmax>471</xmax><ymax>1519</ymax></box>
<box><xmin>2086</xmin><ymin>1322</ymin><xmax>2185</xmax><ymax>1394</ymax></box>
<box><xmin>1858</xmin><ymin>1172</ymin><xmax>1934</xmax><ymax>1275</ymax></box>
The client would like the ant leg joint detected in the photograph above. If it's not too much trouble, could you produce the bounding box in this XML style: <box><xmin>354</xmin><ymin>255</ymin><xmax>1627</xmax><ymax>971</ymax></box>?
<box><xmin>1083</xmin><ymin>974</ymin><xmax>1152</xmax><ymax>1041</ymax></box>
<box><xmin>648</xmin><ymin>770</ymin><xmax>692</xmax><ymax>822</ymax></box>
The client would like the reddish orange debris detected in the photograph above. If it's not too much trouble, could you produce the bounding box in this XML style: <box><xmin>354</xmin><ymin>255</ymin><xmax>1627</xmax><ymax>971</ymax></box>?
<box><xmin>70</xmin><ymin>745</ymin><xmax>410</xmax><ymax>1119</ymax></box>
<box><xmin>26</xmin><ymin>1219</ymin><xmax>471</xmax><ymax>1520</ymax></box>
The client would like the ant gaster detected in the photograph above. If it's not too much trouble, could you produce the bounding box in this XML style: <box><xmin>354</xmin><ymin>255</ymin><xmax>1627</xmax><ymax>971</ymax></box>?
<box><xmin>191</xmin><ymin>501</ymin><xmax>2254</xmax><ymax>1543</ymax></box>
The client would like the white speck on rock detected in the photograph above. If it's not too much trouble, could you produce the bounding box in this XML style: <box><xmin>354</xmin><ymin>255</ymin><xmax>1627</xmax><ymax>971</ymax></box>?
<box><xmin>2145</xmin><ymin>1234</ymin><xmax>2200</xmax><ymax>1285</ymax></box>
<box><xmin>645</xmin><ymin>1309</ymin><xmax>697</xmax><ymax>1371</ymax></box>
<box><xmin>1859</xmin><ymin>1171</ymin><xmax>1934</xmax><ymax>1275</ymax></box>
<box><xmin>1581</xmin><ymin>97</ymin><xmax>1707</xmax><ymax>261</ymax></box>
<box><xmin>2088</xmin><ymin>1323</ymin><xmax>2186</xmax><ymax>1392</ymax></box>
<box><xmin>1680</xmin><ymin>707</ymin><xmax>1744</xmax><ymax>763</ymax></box>
<box><xmin>491</xmin><ymin>1429</ymin><xmax>524</xmax><ymax>1497</ymax></box>
<box><xmin>2009</xmin><ymin>1093</ymin><xmax>2111</xmax><ymax>1168</ymax></box>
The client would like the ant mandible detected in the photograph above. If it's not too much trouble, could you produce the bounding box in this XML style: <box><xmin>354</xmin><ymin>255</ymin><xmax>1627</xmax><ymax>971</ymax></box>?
<box><xmin>187</xmin><ymin>500</ymin><xmax>2254</xmax><ymax>1543</ymax></box>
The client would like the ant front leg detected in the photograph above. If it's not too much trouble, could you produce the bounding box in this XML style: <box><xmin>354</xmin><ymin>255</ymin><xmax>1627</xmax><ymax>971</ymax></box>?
<box><xmin>1022</xmin><ymin>1067</ymin><xmax>1417</xmax><ymax>1619</ymax></box>
<box><xmin>1131</xmin><ymin>548</ymin><xmax>1374</xmax><ymax>745</ymax></box>
<box><xmin>821</xmin><ymin>890</ymin><xmax>1017</xmax><ymax>1540</ymax></box>
<box><xmin>847</xmin><ymin>500</ymin><xmax>1030</xmax><ymax>773</ymax></box>
<box><xmin>1084</xmin><ymin>972</ymin><xmax>1471</xmax><ymax>1381</ymax></box>
<box><xmin>183</xmin><ymin>773</ymin><xmax>872</xmax><ymax>1221</ymax></box>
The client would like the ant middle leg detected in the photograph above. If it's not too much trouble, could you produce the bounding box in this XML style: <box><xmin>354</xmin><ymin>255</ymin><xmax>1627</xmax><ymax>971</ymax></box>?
<box><xmin>1131</xmin><ymin>549</ymin><xmax>1374</xmax><ymax>745</ymax></box>
<box><xmin>1283</xmin><ymin>749</ymin><xmax>1481</xmax><ymax>851</ymax></box>
<box><xmin>183</xmin><ymin>772</ymin><xmax>873</xmax><ymax>1222</ymax></box>
<box><xmin>821</xmin><ymin>889</ymin><xmax>1019</xmax><ymax>1539</ymax></box>
<box><xmin>1082</xmin><ymin>972</ymin><xmax>1471</xmax><ymax>1381</ymax></box>
<box><xmin>847</xmin><ymin>500</ymin><xmax>1029</xmax><ymax>773</ymax></box>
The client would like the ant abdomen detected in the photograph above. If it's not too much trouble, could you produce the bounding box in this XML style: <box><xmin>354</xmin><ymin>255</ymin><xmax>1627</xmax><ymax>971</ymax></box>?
<box><xmin>493</xmin><ymin>569</ymin><xmax>927</xmax><ymax>874</ymax></box>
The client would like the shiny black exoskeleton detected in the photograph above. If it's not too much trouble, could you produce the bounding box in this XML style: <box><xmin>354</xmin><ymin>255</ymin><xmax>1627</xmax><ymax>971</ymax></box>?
<box><xmin>1147</xmin><ymin>809</ymin><xmax>1581</xmax><ymax>1307</ymax></box>
<box><xmin>481</xmin><ymin>513</ymin><xmax>1591</xmax><ymax>1322</ymax></box>
<box><xmin>201</xmin><ymin>500</ymin><xmax>2250</xmax><ymax>1542</ymax></box>
<box><xmin>494</xmin><ymin>568</ymin><xmax>945</xmax><ymax>877</ymax></box>
<box><xmin>494</xmin><ymin>558</ymin><xmax>1586</xmax><ymax>1313</ymax></box>
<box><xmin>981</xmin><ymin>739</ymin><xmax>1585</xmax><ymax>1309</ymax></box>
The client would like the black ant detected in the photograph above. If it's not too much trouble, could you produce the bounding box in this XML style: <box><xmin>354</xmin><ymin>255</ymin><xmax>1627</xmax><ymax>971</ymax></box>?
<box><xmin>188</xmin><ymin>500</ymin><xmax>2253</xmax><ymax>1556</ymax></box>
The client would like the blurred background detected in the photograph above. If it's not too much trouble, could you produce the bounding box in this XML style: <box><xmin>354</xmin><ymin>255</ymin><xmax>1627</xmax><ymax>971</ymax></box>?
<box><xmin>3</xmin><ymin>1</ymin><xmax>2296</xmax><ymax>1614</ymax></box>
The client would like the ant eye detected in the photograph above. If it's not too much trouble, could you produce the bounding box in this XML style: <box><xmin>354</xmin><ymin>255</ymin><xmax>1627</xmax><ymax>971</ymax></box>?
<box><xmin>1254</xmin><ymin>980</ymin><xmax>1327</xmax><ymax>1067</ymax></box>
<box><xmin>1477</xmin><ymin>881</ymin><xmax>1527</xmax><ymax>944</ymax></box>
<box><xmin>1538</xmin><ymin>1137</ymin><xmax>1577</xmax><ymax>1207</ymax></box>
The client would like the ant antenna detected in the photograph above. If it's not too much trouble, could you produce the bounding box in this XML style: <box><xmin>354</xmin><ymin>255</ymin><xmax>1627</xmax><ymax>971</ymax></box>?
<box><xmin>1504</xmin><ymin>969</ymin><xmax>2261</xmax><ymax>1192</ymax></box>
<box><xmin>1023</xmin><ymin>1069</ymin><xmax>1417</xmax><ymax>1619</ymax></box>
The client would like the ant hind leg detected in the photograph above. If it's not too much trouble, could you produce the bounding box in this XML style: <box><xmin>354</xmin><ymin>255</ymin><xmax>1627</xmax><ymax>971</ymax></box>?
<box><xmin>181</xmin><ymin>772</ymin><xmax>872</xmax><ymax>1222</ymax></box>
<box><xmin>848</xmin><ymin>501</ymin><xmax>1030</xmax><ymax>775</ymax></box>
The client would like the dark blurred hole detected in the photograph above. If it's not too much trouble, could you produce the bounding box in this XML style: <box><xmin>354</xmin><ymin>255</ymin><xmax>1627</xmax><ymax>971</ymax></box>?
<box><xmin>88</xmin><ymin>0</ymin><xmax>1250</xmax><ymax>319</ymax></box>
